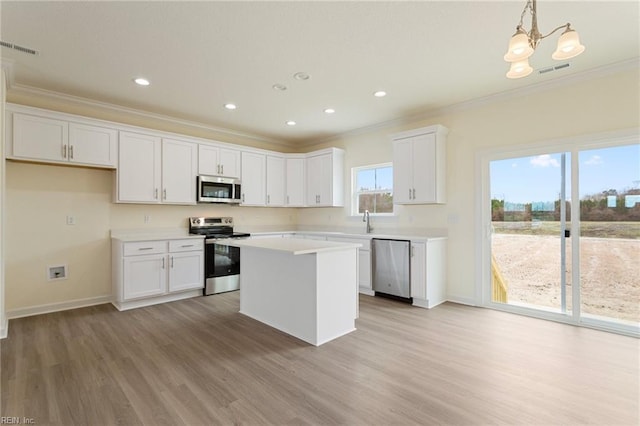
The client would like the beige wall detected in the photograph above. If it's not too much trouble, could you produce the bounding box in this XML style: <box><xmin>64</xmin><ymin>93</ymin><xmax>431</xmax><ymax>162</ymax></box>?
<box><xmin>4</xmin><ymin>160</ymin><xmax>297</xmax><ymax>312</ymax></box>
<box><xmin>298</xmin><ymin>66</ymin><xmax>640</xmax><ymax>302</ymax></box>
<box><xmin>4</xmin><ymin>65</ymin><xmax>639</xmax><ymax>313</ymax></box>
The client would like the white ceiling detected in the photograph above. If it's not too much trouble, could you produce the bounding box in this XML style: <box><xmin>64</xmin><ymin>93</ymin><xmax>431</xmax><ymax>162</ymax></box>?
<box><xmin>1</xmin><ymin>1</ymin><xmax>638</xmax><ymax>145</ymax></box>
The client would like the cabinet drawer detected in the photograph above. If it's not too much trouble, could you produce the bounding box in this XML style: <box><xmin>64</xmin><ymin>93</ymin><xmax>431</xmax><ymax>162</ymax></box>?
<box><xmin>123</xmin><ymin>241</ymin><xmax>167</xmax><ymax>256</ymax></box>
<box><xmin>169</xmin><ymin>239</ymin><xmax>204</xmax><ymax>252</ymax></box>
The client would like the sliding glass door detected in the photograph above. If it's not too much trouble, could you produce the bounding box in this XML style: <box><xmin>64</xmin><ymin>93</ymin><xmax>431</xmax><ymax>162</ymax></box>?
<box><xmin>486</xmin><ymin>141</ymin><xmax>639</xmax><ymax>334</ymax></box>
<box><xmin>578</xmin><ymin>145</ymin><xmax>639</xmax><ymax>326</ymax></box>
<box><xmin>490</xmin><ymin>152</ymin><xmax>572</xmax><ymax>314</ymax></box>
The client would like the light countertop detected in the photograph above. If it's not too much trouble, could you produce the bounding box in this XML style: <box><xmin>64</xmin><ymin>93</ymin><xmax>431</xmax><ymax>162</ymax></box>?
<box><xmin>111</xmin><ymin>228</ymin><xmax>205</xmax><ymax>242</ymax></box>
<box><xmin>223</xmin><ymin>237</ymin><xmax>361</xmax><ymax>255</ymax></box>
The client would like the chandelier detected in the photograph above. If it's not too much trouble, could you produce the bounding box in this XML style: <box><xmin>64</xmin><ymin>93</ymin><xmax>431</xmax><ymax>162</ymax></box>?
<box><xmin>504</xmin><ymin>0</ymin><xmax>585</xmax><ymax>79</ymax></box>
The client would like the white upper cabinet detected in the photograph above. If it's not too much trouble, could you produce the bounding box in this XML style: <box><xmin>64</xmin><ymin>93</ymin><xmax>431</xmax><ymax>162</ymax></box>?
<box><xmin>198</xmin><ymin>144</ymin><xmax>241</xmax><ymax>178</ymax></box>
<box><xmin>305</xmin><ymin>148</ymin><xmax>344</xmax><ymax>207</ymax></box>
<box><xmin>68</xmin><ymin>122</ymin><xmax>117</xmax><ymax>167</ymax></box>
<box><xmin>162</xmin><ymin>138</ymin><xmax>197</xmax><ymax>204</ymax></box>
<box><xmin>285</xmin><ymin>156</ymin><xmax>305</xmax><ymax>207</ymax></box>
<box><xmin>266</xmin><ymin>155</ymin><xmax>286</xmax><ymax>207</ymax></box>
<box><xmin>392</xmin><ymin>125</ymin><xmax>448</xmax><ymax>204</ymax></box>
<box><xmin>117</xmin><ymin>131</ymin><xmax>162</xmax><ymax>203</ymax></box>
<box><xmin>240</xmin><ymin>151</ymin><xmax>266</xmax><ymax>206</ymax></box>
<box><xmin>116</xmin><ymin>133</ymin><xmax>196</xmax><ymax>205</ymax></box>
<box><xmin>11</xmin><ymin>111</ymin><xmax>117</xmax><ymax>168</ymax></box>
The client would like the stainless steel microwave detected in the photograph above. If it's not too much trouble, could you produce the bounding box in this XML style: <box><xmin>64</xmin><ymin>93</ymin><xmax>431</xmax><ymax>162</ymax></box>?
<box><xmin>197</xmin><ymin>176</ymin><xmax>241</xmax><ymax>203</ymax></box>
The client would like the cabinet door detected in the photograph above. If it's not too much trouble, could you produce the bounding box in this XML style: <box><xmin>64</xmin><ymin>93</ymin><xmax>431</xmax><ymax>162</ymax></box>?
<box><xmin>218</xmin><ymin>148</ymin><xmax>241</xmax><ymax>178</ymax></box>
<box><xmin>198</xmin><ymin>145</ymin><xmax>220</xmax><ymax>176</ymax></box>
<box><xmin>162</xmin><ymin>138</ymin><xmax>197</xmax><ymax>204</ymax></box>
<box><xmin>392</xmin><ymin>138</ymin><xmax>413</xmax><ymax>204</ymax></box>
<box><xmin>168</xmin><ymin>251</ymin><xmax>204</xmax><ymax>292</ymax></box>
<box><xmin>13</xmin><ymin>113</ymin><xmax>68</xmax><ymax>162</ymax></box>
<box><xmin>410</xmin><ymin>242</ymin><xmax>426</xmax><ymax>300</ymax></box>
<box><xmin>123</xmin><ymin>254</ymin><xmax>167</xmax><ymax>300</ymax></box>
<box><xmin>240</xmin><ymin>152</ymin><xmax>266</xmax><ymax>206</ymax></box>
<box><xmin>411</xmin><ymin>133</ymin><xmax>437</xmax><ymax>203</ymax></box>
<box><xmin>285</xmin><ymin>157</ymin><xmax>305</xmax><ymax>206</ymax></box>
<box><xmin>305</xmin><ymin>154</ymin><xmax>323</xmax><ymax>205</ymax></box>
<box><xmin>359</xmin><ymin>250</ymin><xmax>372</xmax><ymax>290</ymax></box>
<box><xmin>118</xmin><ymin>131</ymin><xmax>162</xmax><ymax>203</ymax></box>
<box><xmin>68</xmin><ymin>122</ymin><xmax>117</xmax><ymax>167</ymax></box>
<box><xmin>317</xmin><ymin>153</ymin><xmax>333</xmax><ymax>206</ymax></box>
<box><xmin>266</xmin><ymin>155</ymin><xmax>285</xmax><ymax>206</ymax></box>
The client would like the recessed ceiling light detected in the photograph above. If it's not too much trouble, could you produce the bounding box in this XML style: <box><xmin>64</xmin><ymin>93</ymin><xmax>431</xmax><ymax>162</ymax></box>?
<box><xmin>373</xmin><ymin>90</ymin><xmax>387</xmax><ymax>97</ymax></box>
<box><xmin>293</xmin><ymin>72</ymin><xmax>310</xmax><ymax>81</ymax></box>
<box><xmin>224</xmin><ymin>103</ymin><xmax>237</xmax><ymax>110</ymax></box>
<box><xmin>324</xmin><ymin>108</ymin><xmax>335</xmax><ymax>114</ymax></box>
<box><xmin>286</xmin><ymin>120</ymin><xmax>296</xmax><ymax>126</ymax></box>
<box><xmin>134</xmin><ymin>77</ymin><xmax>150</xmax><ymax>86</ymax></box>
<box><xmin>272</xmin><ymin>84</ymin><xmax>287</xmax><ymax>91</ymax></box>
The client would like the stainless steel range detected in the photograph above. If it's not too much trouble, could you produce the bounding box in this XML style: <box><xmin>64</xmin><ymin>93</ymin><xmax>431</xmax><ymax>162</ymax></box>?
<box><xmin>188</xmin><ymin>217</ymin><xmax>250</xmax><ymax>295</ymax></box>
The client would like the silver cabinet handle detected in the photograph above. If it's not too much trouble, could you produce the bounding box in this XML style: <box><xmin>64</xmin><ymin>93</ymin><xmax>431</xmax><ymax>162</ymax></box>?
<box><xmin>409</xmin><ymin>188</ymin><xmax>412</xmax><ymax>200</ymax></box>
<box><xmin>162</xmin><ymin>257</ymin><xmax>165</xmax><ymax>269</ymax></box>
<box><xmin>221</xmin><ymin>165</ymin><xmax>224</xmax><ymax>175</ymax></box>
<box><xmin>163</xmin><ymin>189</ymin><xmax>167</xmax><ymax>200</ymax></box>
<box><xmin>171</xmin><ymin>256</ymin><xmax>174</xmax><ymax>268</ymax></box>
<box><xmin>267</xmin><ymin>194</ymin><xmax>270</xmax><ymax>204</ymax></box>
<box><xmin>242</xmin><ymin>193</ymin><xmax>245</xmax><ymax>202</ymax></box>
<box><xmin>70</xmin><ymin>145</ymin><xmax>74</xmax><ymax>159</ymax></box>
<box><xmin>181</xmin><ymin>244</ymin><xmax>194</xmax><ymax>248</ymax></box>
<box><xmin>154</xmin><ymin>188</ymin><xmax>159</xmax><ymax>199</ymax></box>
<box><xmin>412</xmin><ymin>188</ymin><xmax>416</xmax><ymax>199</ymax></box>
<box><xmin>411</xmin><ymin>245</ymin><xmax>414</xmax><ymax>257</ymax></box>
<box><xmin>62</xmin><ymin>144</ymin><xmax>67</xmax><ymax>159</ymax></box>
<box><xmin>217</xmin><ymin>165</ymin><xmax>220</xmax><ymax>174</ymax></box>
<box><xmin>287</xmin><ymin>195</ymin><xmax>290</xmax><ymax>204</ymax></box>
<box><xmin>138</xmin><ymin>247</ymin><xmax>153</xmax><ymax>251</ymax></box>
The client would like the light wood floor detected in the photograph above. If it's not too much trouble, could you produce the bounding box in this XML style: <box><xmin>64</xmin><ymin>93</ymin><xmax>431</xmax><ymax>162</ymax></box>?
<box><xmin>2</xmin><ymin>293</ymin><xmax>638</xmax><ymax>425</ymax></box>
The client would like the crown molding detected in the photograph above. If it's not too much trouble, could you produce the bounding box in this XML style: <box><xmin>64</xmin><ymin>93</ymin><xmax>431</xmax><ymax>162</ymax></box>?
<box><xmin>0</xmin><ymin>58</ymin><xmax>15</xmax><ymax>88</ymax></box>
<box><xmin>300</xmin><ymin>58</ymin><xmax>640</xmax><ymax>148</ymax></box>
<box><xmin>6</xmin><ymin>83</ymin><xmax>295</xmax><ymax>149</ymax></box>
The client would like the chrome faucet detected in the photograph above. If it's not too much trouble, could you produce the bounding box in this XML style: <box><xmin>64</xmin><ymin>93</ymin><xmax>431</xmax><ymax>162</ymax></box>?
<box><xmin>363</xmin><ymin>210</ymin><xmax>372</xmax><ymax>234</ymax></box>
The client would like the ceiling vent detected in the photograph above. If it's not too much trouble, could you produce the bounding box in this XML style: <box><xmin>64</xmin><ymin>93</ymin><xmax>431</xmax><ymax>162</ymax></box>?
<box><xmin>538</xmin><ymin>63</ymin><xmax>570</xmax><ymax>75</ymax></box>
<box><xmin>0</xmin><ymin>40</ymin><xmax>39</xmax><ymax>56</ymax></box>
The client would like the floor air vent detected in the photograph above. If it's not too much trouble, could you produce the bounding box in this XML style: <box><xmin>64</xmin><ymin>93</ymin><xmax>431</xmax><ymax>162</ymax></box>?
<box><xmin>0</xmin><ymin>40</ymin><xmax>39</xmax><ymax>55</ymax></box>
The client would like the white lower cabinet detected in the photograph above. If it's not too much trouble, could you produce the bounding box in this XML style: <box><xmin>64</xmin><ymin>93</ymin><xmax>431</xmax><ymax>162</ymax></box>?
<box><xmin>123</xmin><ymin>254</ymin><xmax>166</xmax><ymax>300</ymax></box>
<box><xmin>410</xmin><ymin>239</ymin><xmax>447</xmax><ymax>308</ymax></box>
<box><xmin>326</xmin><ymin>236</ymin><xmax>372</xmax><ymax>295</ymax></box>
<box><xmin>113</xmin><ymin>238</ymin><xmax>204</xmax><ymax>310</ymax></box>
<box><xmin>168</xmin><ymin>240</ymin><xmax>205</xmax><ymax>292</ymax></box>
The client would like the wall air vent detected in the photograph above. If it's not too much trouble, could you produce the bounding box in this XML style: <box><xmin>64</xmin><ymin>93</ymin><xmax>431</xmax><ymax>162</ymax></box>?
<box><xmin>0</xmin><ymin>40</ymin><xmax>39</xmax><ymax>56</ymax></box>
<box><xmin>538</xmin><ymin>63</ymin><xmax>570</xmax><ymax>75</ymax></box>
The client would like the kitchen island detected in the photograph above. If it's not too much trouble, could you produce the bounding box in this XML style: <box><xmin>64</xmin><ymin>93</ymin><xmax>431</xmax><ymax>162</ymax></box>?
<box><xmin>225</xmin><ymin>237</ymin><xmax>361</xmax><ymax>346</ymax></box>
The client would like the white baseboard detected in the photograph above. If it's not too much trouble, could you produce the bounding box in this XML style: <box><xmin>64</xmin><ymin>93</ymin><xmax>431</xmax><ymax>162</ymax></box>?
<box><xmin>6</xmin><ymin>295</ymin><xmax>113</xmax><ymax>320</ymax></box>
<box><xmin>0</xmin><ymin>316</ymin><xmax>8</xmax><ymax>339</ymax></box>
<box><xmin>445</xmin><ymin>295</ymin><xmax>478</xmax><ymax>307</ymax></box>
<box><xmin>112</xmin><ymin>290</ymin><xmax>201</xmax><ymax>311</ymax></box>
<box><xmin>358</xmin><ymin>287</ymin><xmax>374</xmax><ymax>296</ymax></box>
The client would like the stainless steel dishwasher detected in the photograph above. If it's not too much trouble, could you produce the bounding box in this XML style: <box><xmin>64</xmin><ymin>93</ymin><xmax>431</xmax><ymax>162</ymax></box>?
<box><xmin>371</xmin><ymin>238</ymin><xmax>411</xmax><ymax>301</ymax></box>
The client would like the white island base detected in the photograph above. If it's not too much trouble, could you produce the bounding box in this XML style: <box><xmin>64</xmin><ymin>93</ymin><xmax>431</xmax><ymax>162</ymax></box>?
<box><xmin>230</xmin><ymin>237</ymin><xmax>360</xmax><ymax>346</ymax></box>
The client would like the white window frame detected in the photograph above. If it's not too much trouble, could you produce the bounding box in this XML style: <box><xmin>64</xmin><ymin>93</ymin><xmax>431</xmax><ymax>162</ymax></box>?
<box><xmin>351</xmin><ymin>162</ymin><xmax>395</xmax><ymax>216</ymax></box>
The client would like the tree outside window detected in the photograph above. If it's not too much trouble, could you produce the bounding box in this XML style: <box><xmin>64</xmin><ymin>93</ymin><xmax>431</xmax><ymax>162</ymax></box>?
<box><xmin>353</xmin><ymin>164</ymin><xmax>393</xmax><ymax>214</ymax></box>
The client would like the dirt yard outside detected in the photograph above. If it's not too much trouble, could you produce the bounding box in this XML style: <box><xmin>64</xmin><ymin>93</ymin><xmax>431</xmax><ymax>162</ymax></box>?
<box><xmin>491</xmin><ymin>229</ymin><xmax>639</xmax><ymax>323</ymax></box>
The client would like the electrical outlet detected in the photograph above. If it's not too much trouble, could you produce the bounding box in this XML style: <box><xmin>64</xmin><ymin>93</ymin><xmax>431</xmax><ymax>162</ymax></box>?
<box><xmin>66</xmin><ymin>215</ymin><xmax>76</xmax><ymax>225</ymax></box>
<box><xmin>144</xmin><ymin>215</ymin><xmax>150</xmax><ymax>224</ymax></box>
